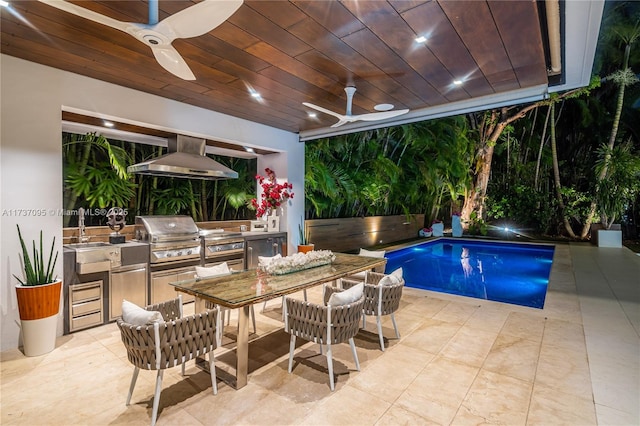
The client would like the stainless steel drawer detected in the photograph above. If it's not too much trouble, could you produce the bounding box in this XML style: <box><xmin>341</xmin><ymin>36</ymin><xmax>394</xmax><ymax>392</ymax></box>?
<box><xmin>72</xmin><ymin>299</ymin><xmax>102</xmax><ymax>317</ymax></box>
<box><xmin>71</xmin><ymin>281</ymin><xmax>102</xmax><ymax>303</ymax></box>
<box><xmin>71</xmin><ymin>311</ymin><xmax>103</xmax><ymax>331</ymax></box>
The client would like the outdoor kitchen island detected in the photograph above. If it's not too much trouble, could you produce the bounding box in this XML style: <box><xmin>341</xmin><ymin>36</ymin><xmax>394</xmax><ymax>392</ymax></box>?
<box><xmin>62</xmin><ymin>215</ymin><xmax>288</xmax><ymax>334</ymax></box>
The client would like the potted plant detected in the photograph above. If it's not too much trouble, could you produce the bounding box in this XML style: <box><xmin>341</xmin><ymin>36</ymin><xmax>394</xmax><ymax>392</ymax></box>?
<box><xmin>297</xmin><ymin>221</ymin><xmax>314</xmax><ymax>253</ymax></box>
<box><xmin>13</xmin><ymin>225</ymin><xmax>61</xmax><ymax>356</ymax></box>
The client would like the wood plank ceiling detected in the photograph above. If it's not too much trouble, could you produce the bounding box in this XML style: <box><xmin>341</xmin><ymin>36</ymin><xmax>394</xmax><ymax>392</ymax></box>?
<box><xmin>1</xmin><ymin>0</ymin><xmax>549</xmax><ymax>137</ymax></box>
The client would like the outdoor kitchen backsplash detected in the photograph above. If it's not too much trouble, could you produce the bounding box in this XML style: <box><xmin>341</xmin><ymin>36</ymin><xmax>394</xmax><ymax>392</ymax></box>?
<box><xmin>63</xmin><ymin>220</ymin><xmax>254</xmax><ymax>244</ymax></box>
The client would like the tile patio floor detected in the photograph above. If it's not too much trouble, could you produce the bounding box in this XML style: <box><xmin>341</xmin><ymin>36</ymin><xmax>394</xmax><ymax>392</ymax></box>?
<box><xmin>1</xmin><ymin>242</ymin><xmax>638</xmax><ymax>425</ymax></box>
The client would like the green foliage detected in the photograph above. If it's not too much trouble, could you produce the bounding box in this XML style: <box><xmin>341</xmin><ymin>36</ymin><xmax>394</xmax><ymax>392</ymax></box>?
<box><xmin>151</xmin><ymin>179</ymin><xmax>196</xmax><ymax>215</ymax></box>
<box><xmin>304</xmin><ymin>117</ymin><xmax>472</xmax><ymax>220</ymax></box>
<box><xmin>466</xmin><ymin>212</ymin><xmax>488</xmax><ymax>236</ymax></box>
<box><xmin>14</xmin><ymin>225</ymin><xmax>58</xmax><ymax>286</ymax></box>
<box><xmin>66</xmin><ymin>162</ymin><xmax>137</xmax><ymax>208</ymax></box>
<box><xmin>595</xmin><ymin>142</ymin><xmax>640</xmax><ymax>227</ymax></box>
<box><xmin>486</xmin><ymin>185</ymin><xmax>556</xmax><ymax>234</ymax></box>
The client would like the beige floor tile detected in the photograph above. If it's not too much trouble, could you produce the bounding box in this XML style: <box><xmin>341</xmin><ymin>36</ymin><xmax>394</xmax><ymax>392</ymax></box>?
<box><xmin>454</xmin><ymin>370</ymin><xmax>532</xmax><ymax>425</ymax></box>
<box><xmin>527</xmin><ymin>383</ymin><xmax>597</xmax><ymax>425</ymax></box>
<box><xmin>375</xmin><ymin>405</ymin><xmax>440</xmax><ymax>426</ymax></box>
<box><xmin>300</xmin><ymin>385</ymin><xmax>391</xmax><ymax>425</ymax></box>
<box><xmin>395</xmin><ymin>356</ymin><xmax>479</xmax><ymax>424</ymax></box>
<box><xmin>541</xmin><ymin>317</ymin><xmax>587</xmax><ymax>353</ymax></box>
<box><xmin>482</xmin><ymin>333</ymin><xmax>541</xmax><ymax>383</ymax></box>
<box><xmin>500</xmin><ymin>311</ymin><xmax>546</xmax><ymax>342</ymax></box>
<box><xmin>400</xmin><ymin>318</ymin><xmax>461</xmax><ymax>354</ymax></box>
<box><xmin>432</xmin><ymin>301</ymin><xmax>478</xmax><ymax>325</ymax></box>
<box><xmin>350</xmin><ymin>344</ymin><xmax>433</xmax><ymax>403</ymax></box>
<box><xmin>535</xmin><ymin>344</ymin><xmax>593</xmax><ymax>401</ymax></box>
<box><xmin>440</xmin><ymin>325</ymin><xmax>497</xmax><ymax>367</ymax></box>
<box><xmin>464</xmin><ymin>303</ymin><xmax>510</xmax><ymax>333</ymax></box>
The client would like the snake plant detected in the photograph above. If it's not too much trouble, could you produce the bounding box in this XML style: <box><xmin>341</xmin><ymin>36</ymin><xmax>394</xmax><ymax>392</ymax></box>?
<box><xmin>14</xmin><ymin>225</ymin><xmax>58</xmax><ymax>286</ymax></box>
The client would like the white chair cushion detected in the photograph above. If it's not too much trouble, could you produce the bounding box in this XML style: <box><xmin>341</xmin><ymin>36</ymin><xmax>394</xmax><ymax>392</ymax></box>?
<box><xmin>195</xmin><ymin>262</ymin><xmax>230</xmax><ymax>278</ymax></box>
<box><xmin>358</xmin><ymin>248</ymin><xmax>386</xmax><ymax>258</ymax></box>
<box><xmin>122</xmin><ymin>299</ymin><xmax>164</xmax><ymax>326</ymax></box>
<box><xmin>328</xmin><ymin>283</ymin><xmax>364</xmax><ymax>306</ymax></box>
<box><xmin>258</xmin><ymin>253</ymin><xmax>282</xmax><ymax>267</ymax></box>
<box><xmin>379</xmin><ymin>268</ymin><xmax>403</xmax><ymax>286</ymax></box>
<box><xmin>390</xmin><ymin>267</ymin><xmax>403</xmax><ymax>280</ymax></box>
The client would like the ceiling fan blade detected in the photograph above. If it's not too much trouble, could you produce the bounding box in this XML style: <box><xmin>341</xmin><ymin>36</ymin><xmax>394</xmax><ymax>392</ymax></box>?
<box><xmin>155</xmin><ymin>0</ymin><xmax>244</xmax><ymax>41</ymax></box>
<box><xmin>303</xmin><ymin>102</ymin><xmax>346</xmax><ymax>120</ymax></box>
<box><xmin>354</xmin><ymin>109</ymin><xmax>410</xmax><ymax>122</ymax></box>
<box><xmin>331</xmin><ymin>119</ymin><xmax>351</xmax><ymax>128</ymax></box>
<box><xmin>150</xmin><ymin>45</ymin><xmax>196</xmax><ymax>80</ymax></box>
<box><xmin>37</xmin><ymin>0</ymin><xmax>133</xmax><ymax>33</ymax></box>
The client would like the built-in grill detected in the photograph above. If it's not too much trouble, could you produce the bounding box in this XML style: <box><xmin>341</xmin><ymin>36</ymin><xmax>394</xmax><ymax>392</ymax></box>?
<box><xmin>135</xmin><ymin>215</ymin><xmax>203</xmax><ymax>304</ymax></box>
<box><xmin>135</xmin><ymin>215</ymin><xmax>202</xmax><ymax>264</ymax></box>
<box><xmin>199</xmin><ymin>229</ymin><xmax>245</xmax><ymax>271</ymax></box>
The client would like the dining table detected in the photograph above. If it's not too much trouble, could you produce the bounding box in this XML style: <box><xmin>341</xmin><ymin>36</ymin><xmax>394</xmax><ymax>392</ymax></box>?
<box><xmin>170</xmin><ymin>252</ymin><xmax>387</xmax><ymax>389</ymax></box>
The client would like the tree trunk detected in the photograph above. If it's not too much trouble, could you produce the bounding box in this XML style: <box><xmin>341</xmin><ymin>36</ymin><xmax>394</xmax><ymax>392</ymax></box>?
<box><xmin>581</xmin><ymin>43</ymin><xmax>634</xmax><ymax>237</ymax></box>
<box><xmin>550</xmin><ymin>102</ymin><xmax>577</xmax><ymax>238</ymax></box>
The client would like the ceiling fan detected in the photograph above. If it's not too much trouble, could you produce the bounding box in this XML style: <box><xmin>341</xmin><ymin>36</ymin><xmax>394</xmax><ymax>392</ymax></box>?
<box><xmin>37</xmin><ymin>0</ymin><xmax>243</xmax><ymax>80</ymax></box>
<box><xmin>303</xmin><ymin>86</ymin><xmax>410</xmax><ymax>128</ymax></box>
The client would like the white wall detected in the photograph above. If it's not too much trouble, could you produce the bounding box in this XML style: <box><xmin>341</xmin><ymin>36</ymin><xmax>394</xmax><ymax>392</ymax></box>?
<box><xmin>0</xmin><ymin>55</ymin><xmax>302</xmax><ymax>351</ymax></box>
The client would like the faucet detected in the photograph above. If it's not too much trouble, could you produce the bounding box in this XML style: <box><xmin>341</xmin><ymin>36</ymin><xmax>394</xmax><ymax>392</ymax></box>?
<box><xmin>78</xmin><ymin>207</ymin><xmax>90</xmax><ymax>243</ymax></box>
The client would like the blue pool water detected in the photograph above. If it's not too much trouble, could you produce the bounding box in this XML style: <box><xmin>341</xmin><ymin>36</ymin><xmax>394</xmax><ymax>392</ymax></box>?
<box><xmin>385</xmin><ymin>239</ymin><xmax>555</xmax><ymax>309</ymax></box>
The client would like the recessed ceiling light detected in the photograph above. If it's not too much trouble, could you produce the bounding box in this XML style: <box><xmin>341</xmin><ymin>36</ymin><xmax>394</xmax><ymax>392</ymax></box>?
<box><xmin>248</xmin><ymin>88</ymin><xmax>262</xmax><ymax>100</ymax></box>
<box><xmin>374</xmin><ymin>103</ymin><xmax>394</xmax><ymax>111</ymax></box>
<box><xmin>453</xmin><ymin>80</ymin><xmax>463</xmax><ymax>86</ymax></box>
<box><xmin>103</xmin><ymin>120</ymin><xmax>115</xmax><ymax>127</ymax></box>
<box><xmin>414</xmin><ymin>35</ymin><xmax>427</xmax><ymax>43</ymax></box>
<box><xmin>243</xmin><ymin>146</ymin><xmax>255</xmax><ymax>153</ymax></box>
<box><xmin>308</xmin><ymin>112</ymin><xmax>317</xmax><ymax>119</ymax></box>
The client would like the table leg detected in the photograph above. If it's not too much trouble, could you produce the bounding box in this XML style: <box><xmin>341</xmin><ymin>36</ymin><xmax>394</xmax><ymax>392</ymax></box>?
<box><xmin>236</xmin><ymin>305</ymin><xmax>249</xmax><ymax>389</ymax></box>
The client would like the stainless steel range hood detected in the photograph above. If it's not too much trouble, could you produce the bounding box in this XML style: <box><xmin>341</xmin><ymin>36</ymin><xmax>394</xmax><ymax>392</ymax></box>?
<box><xmin>128</xmin><ymin>135</ymin><xmax>238</xmax><ymax>180</ymax></box>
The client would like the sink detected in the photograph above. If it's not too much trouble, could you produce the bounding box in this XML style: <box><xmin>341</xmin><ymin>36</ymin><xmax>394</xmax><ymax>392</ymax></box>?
<box><xmin>65</xmin><ymin>243</ymin><xmax>122</xmax><ymax>273</ymax></box>
<box><xmin>65</xmin><ymin>242</ymin><xmax>111</xmax><ymax>249</ymax></box>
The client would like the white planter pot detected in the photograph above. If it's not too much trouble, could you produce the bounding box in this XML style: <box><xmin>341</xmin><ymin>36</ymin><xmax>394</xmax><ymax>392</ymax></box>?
<box><xmin>21</xmin><ymin>315</ymin><xmax>58</xmax><ymax>356</ymax></box>
<box><xmin>597</xmin><ymin>229</ymin><xmax>622</xmax><ymax>248</ymax></box>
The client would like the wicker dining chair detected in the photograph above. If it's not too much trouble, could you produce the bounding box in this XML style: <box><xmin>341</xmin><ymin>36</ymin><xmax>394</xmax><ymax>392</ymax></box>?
<box><xmin>341</xmin><ymin>271</ymin><xmax>404</xmax><ymax>351</ymax></box>
<box><xmin>284</xmin><ymin>284</ymin><xmax>365</xmax><ymax>391</ymax></box>
<box><xmin>116</xmin><ymin>296</ymin><xmax>219</xmax><ymax>426</ymax></box>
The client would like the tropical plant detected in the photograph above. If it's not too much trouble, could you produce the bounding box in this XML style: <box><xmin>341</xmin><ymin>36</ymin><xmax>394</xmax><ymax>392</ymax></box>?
<box><xmin>14</xmin><ymin>225</ymin><xmax>59</xmax><ymax>286</ymax></box>
<box><xmin>582</xmin><ymin>11</ymin><xmax>640</xmax><ymax>235</ymax></box>
<box><xmin>595</xmin><ymin>142</ymin><xmax>640</xmax><ymax>228</ymax></box>
<box><xmin>466</xmin><ymin>211</ymin><xmax>488</xmax><ymax>236</ymax></box>
<box><xmin>63</xmin><ymin>132</ymin><xmax>134</xmax><ymax>226</ymax></box>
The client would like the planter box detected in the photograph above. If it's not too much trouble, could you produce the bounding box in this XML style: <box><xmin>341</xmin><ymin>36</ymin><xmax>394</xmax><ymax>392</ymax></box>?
<box><xmin>597</xmin><ymin>229</ymin><xmax>622</xmax><ymax>248</ymax></box>
<box><xmin>591</xmin><ymin>223</ymin><xmax>622</xmax><ymax>247</ymax></box>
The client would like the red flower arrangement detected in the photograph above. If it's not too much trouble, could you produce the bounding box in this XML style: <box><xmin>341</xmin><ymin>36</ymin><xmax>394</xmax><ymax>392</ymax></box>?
<box><xmin>249</xmin><ymin>168</ymin><xmax>294</xmax><ymax>218</ymax></box>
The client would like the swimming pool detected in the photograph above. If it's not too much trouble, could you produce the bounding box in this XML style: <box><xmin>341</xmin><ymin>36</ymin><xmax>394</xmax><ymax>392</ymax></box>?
<box><xmin>384</xmin><ymin>239</ymin><xmax>555</xmax><ymax>309</ymax></box>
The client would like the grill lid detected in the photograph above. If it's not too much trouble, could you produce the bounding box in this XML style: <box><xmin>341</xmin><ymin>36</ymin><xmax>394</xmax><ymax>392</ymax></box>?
<box><xmin>135</xmin><ymin>215</ymin><xmax>199</xmax><ymax>243</ymax></box>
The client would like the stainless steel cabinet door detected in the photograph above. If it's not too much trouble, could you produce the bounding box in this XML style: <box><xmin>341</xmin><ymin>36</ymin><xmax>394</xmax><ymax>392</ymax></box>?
<box><xmin>246</xmin><ymin>237</ymin><xmax>282</xmax><ymax>269</ymax></box>
<box><xmin>151</xmin><ymin>266</ymin><xmax>195</xmax><ymax>305</ymax></box>
<box><xmin>110</xmin><ymin>265</ymin><xmax>147</xmax><ymax>320</ymax></box>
